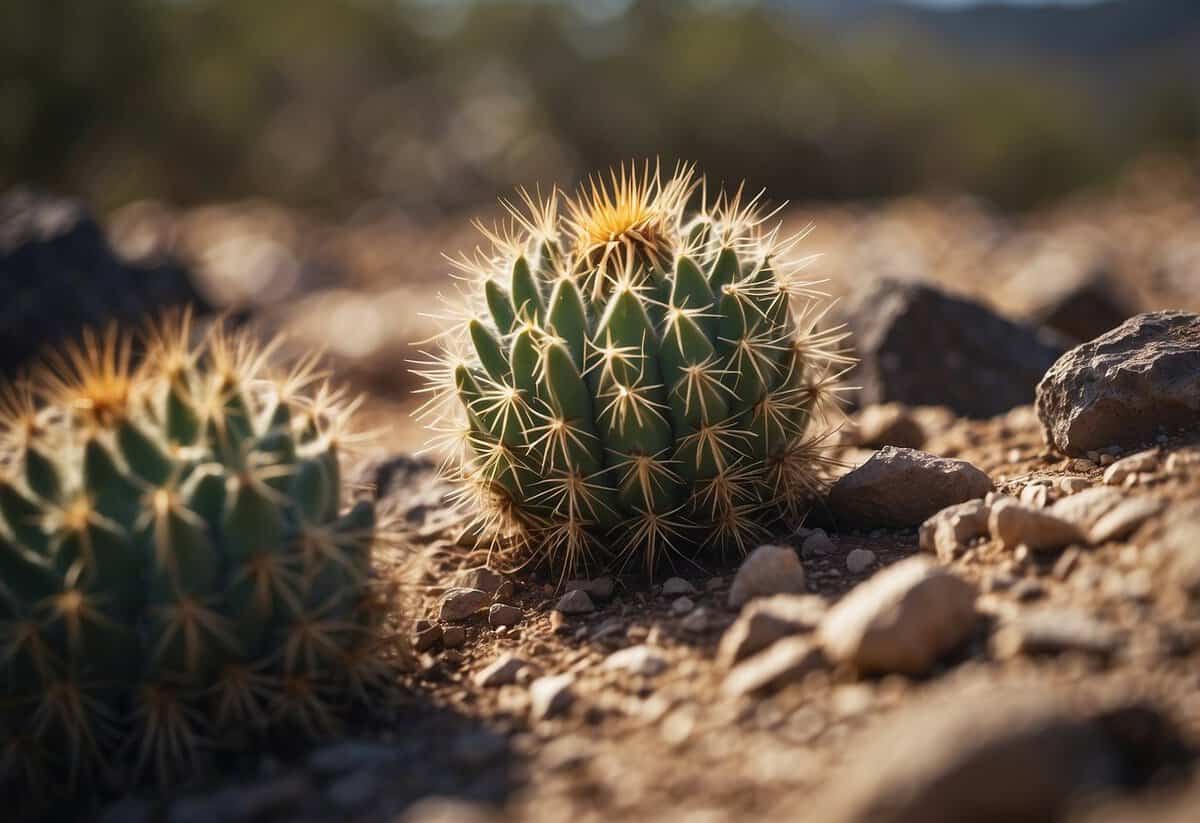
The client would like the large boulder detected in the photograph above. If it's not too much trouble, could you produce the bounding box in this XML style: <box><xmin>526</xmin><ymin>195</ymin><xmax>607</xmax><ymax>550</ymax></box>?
<box><xmin>0</xmin><ymin>189</ymin><xmax>207</xmax><ymax>374</ymax></box>
<box><xmin>842</xmin><ymin>277</ymin><xmax>1068</xmax><ymax>418</ymax></box>
<box><xmin>1036</xmin><ymin>312</ymin><xmax>1200</xmax><ymax>455</ymax></box>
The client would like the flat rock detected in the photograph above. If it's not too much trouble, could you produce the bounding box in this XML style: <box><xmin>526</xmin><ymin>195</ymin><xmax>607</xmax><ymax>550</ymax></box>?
<box><xmin>603</xmin><ymin>645</ymin><xmax>668</xmax><ymax>677</ymax></box>
<box><xmin>1087</xmin><ymin>496</ymin><xmax>1164</xmax><ymax>544</ymax></box>
<box><xmin>819</xmin><ymin>556</ymin><xmax>977</xmax><ymax>675</ymax></box>
<box><xmin>813</xmin><ymin>686</ymin><xmax>1186</xmax><ymax>823</ymax></box>
<box><xmin>439</xmin><ymin>588</ymin><xmax>490</xmax><ymax>622</ymax></box>
<box><xmin>529</xmin><ymin>674</ymin><xmax>575</xmax><ymax>720</ymax></box>
<box><xmin>555</xmin><ymin>589</ymin><xmax>595</xmax><ymax>614</ymax></box>
<box><xmin>991</xmin><ymin>609</ymin><xmax>1123</xmax><ymax>659</ymax></box>
<box><xmin>474</xmin><ymin>653</ymin><xmax>530</xmax><ymax>687</ymax></box>
<box><xmin>919</xmin><ymin>499</ymin><xmax>990</xmax><ymax>561</ymax></box>
<box><xmin>721</xmin><ymin>637</ymin><xmax>827</xmax><ymax>697</ymax></box>
<box><xmin>828</xmin><ymin>446</ymin><xmax>993</xmax><ymax>528</ymax></box>
<box><xmin>1102</xmin><ymin>449</ymin><xmax>1160</xmax><ymax>486</ymax></box>
<box><xmin>717</xmin><ymin>594</ymin><xmax>828</xmax><ymax>667</ymax></box>
<box><xmin>988</xmin><ymin>497</ymin><xmax>1084</xmax><ymax>552</ymax></box>
<box><xmin>842</xmin><ymin>277</ymin><xmax>1067</xmax><ymax>418</ymax></box>
<box><xmin>488</xmin><ymin>603</ymin><xmax>522</xmax><ymax>627</ymax></box>
<box><xmin>454</xmin><ymin>566</ymin><xmax>506</xmax><ymax>594</ymax></box>
<box><xmin>1036</xmin><ymin>311</ymin><xmax>1200</xmax><ymax>455</ymax></box>
<box><xmin>727</xmin><ymin>544</ymin><xmax>808</xmax><ymax>608</ymax></box>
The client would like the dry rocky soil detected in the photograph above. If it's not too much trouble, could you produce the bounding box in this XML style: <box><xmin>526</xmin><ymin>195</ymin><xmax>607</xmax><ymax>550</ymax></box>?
<box><xmin>97</xmin><ymin>315</ymin><xmax>1200</xmax><ymax>823</ymax></box>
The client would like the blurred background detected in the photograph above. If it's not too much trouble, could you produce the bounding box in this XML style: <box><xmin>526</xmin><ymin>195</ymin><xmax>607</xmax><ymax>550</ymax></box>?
<box><xmin>2</xmin><ymin>0</ymin><xmax>1199</xmax><ymax>445</ymax></box>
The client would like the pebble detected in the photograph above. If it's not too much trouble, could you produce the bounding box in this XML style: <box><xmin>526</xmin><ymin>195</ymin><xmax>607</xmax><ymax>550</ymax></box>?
<box><xmin>413</xmin><ymin>620</ymin><xmax>442</xmax><ymax>652</ymax></box>
<box><xmin>662</xmin><ymin>577</ymin><xmax>698</xmax><ymax>596</ymax></box>
<box><xmin>488</xmin><ymin>603</ymin><xmax>522</xmax><ymax>627</ymax></box>
<box><xmin>453</xmin><ymin>566</ymin><xmax>505</xmax><ymax>594</ymax></box>
<box><xmin>671</xmin><ymin>596</ymin><xmax>695</xmax><ymax>615</ymax></box>
<box><xmin>801</xmin><ymin>530</ymin><xmax>836</xmax><ymax>558</ymax></box>
<box><xmin>439</xmin><ymin>587</ymin><xmax>491</xmax><ymax>622</ymax></box>
<box><xmin>1102</xmin><ymin>449</ymin><xmax>1160</xmax><ymax>486</ymax></box>
<box><xmin>442</xmin><ymin>625</ymin><xmax>466</xmax><ymax>649</ymax></box>
<box><xmin>988</xmin><ymin>497</ymin><xmax>1082</xmax><ymax>552</ymax></box>
<box><xmin>530</xmin><ymin>674</ymin><xmax>576</xmax><ymax>720</ymax></box>
<box><xmin>475</xmin><ymin>653</ymin><xmax>531</xmax><ymax>687</ymax></box>
<box><xmin>603</xmin><ymin>645</ymin><xmax>669</xmax><ymax>677</ymax></box>
<box><xmin>1087</xmin><ymin>496</ymin><xmax>1163</xmax><ymax>544</ymax></box>
<box><xmin>679</xmin><ymin>607</ymin><xmax>710</xmax><ymax>633</ymax></box>
<box><xmin>845</xmin><ymin>548</ymin><xmax>876</xmax><ymax>574</ymax></box>
<box><xmin>555</xmin><ymin>589</ymin><xmax>596</xmax><ymax>615</ymax></box>
<box><xmin>1058</xmin><ymin>476</ymin><xmax>1089</xmax><ymax>495</ymax></box>
<box><xmin>1019</xmin><ymin>483</ymin><xmax>1048</xmax><ymax>508</ymax></box>
<box><xmin>563</xmin><ymin>577</ymin><xmax>615</xmax><ymax>600</ymax></box>
<box><xmin>819</xmin><ymin>556</ymin><xmax>978</xmax><ymax>675</ymax></box>
<box><xmin>717</xmin><ymin>594</ymin><xmax>828</xmax><ymax>667</ymax></box>
<box><xmin>918</xmin><ymin>499</ymin><xmax>990</xmax><ymax>561</ymax></box>
<box><xmin>722</xmin><ymin>637</ymin><xmax>827</xmax><ymax>697</ymax></box>
<box><xmin>728</xmin><ymin>544</ymin><xmax>808</xmax><ymax>608</ymax></box>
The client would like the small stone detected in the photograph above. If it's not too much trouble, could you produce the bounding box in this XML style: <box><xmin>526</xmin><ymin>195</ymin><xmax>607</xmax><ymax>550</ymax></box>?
<box><xmin>988</xmin><ymin>497</ymin><xmax>1083</xmax><ymax>552</ymax></box>
<box><xmin>1050</xmin><ymin>486</ymin><xmax>1124</xmax><ymax>531</ymax></box>
<box><xmin>442</xmin><ymin>625</ymin><xmax>466</xmax><ymax>649</ymax></box>
<box><xmin>453</xmin><ymin>566</ymin><xmax>505</xmax><ymax>594</ymax></box>
<box><xmin>918</xmin><ymin>499</ymin><xmax>990</xmax><ymax>562</ymax></box>
<box><xmin>555</xmin><ymin>589</ymin><xmax>595</xmax><ymax>615</ymax></box>
<box><xmin>1087</xmin><ymin>496</ymin><xmax>1163</xmax><ymax>544</ymax></box>
<box><xmin>1099</xmin><ymin>453</ymin><xmax>1116</xmax><ymax>466</ymax></box>
<box><xmin>488</xmin><ymin>603</ymin><xmax>522</xmax><ymax>627</ymax></box>
<box><xmin>1102</xmin><ymin>449</ymin><xmax>1160</xmax><ymax>486</ymax></box>
<box><xmin>801</xmin><ymin>530</ymin><xmax>836</xmax><ymax>559</ymax></box>
<box><xmin>603</xmin><ymin>644</ymin><xmax>669</xmax><ymax>677</ymax></box>
<box><xmin>680</xmin><ymin>607</ymin><xmax>710</xmax><ymax>633</ymax></box>
<box><xmin>728</xmin><ymin>544</ymin><xmax>808</xmax><ymax>607</ymax></box>
<box><xmin>717</xmin><ymin>594</ymin><xmax>828</xmax><ymax>667</ymax></box>
<box><xmin>475</xmin><ymin>653</ymin><xmax>530</xmax><ymax>687</ymax></box>
<box><xmin>563</xmin><ymin>577</ymin><xmax>615</xmax><ymax>600</ymax></box>
<box><xmin>661</xmin><ymin>577</ymin><xmax>698</xmax><ymax>596</ymax></box>
<box><xmin>828</xmin><ymin>447</ymin><xmax>993</xmax><ymax>528</ymax></box>
<box><xmin>530</xmin><ymin>674</ymin><xmax>575</xmax><ymax>720</ymax></box>
<box><xmin>991</xmin><ymin>609</ymin><xmax>1122</xmax><ymax>659</ymax></box>
<box><xmin>1058</xmin><ymin>477</ymin><xmax>1089</xmax><ymax>495</ymax></box>
<box><xmin>413</xmin><ymin>620</ymin><xmax>442</xmax><ymax>652</ymax></box>
<box><xmin>722</xmin><ymin>637</ymin><xmax>827</xmax><ymax>697</ymax></box>
<box><xmin>819</xmin><ymin>557</ymin><xmax>977</xmax><ymax>675</ymax></box>
<box><xmin>439</xmin><ymin>587</ymin><xmax>490</xmax><ymax>622</ymax></box>
<box><xmin>671</xmin><ymin>596</ymin><xmax>695</xmax><ymax>615</ymax></box>
<box><xmin>1019</xmin><ymin>483</ymin><xmax>1049</xmax><ymax>508</ymax></box>
<box><xmin>845</xmin><ymin>548</ymin><xmax>876</xmax><ymax>574</ymax></box>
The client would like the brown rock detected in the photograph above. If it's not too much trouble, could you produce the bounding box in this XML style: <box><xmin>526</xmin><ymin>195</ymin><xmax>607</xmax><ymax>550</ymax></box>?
<box><xmin>717</xmin><ymin>594</ymin><xmax>828</xmax><ymax>667</ymax></box>
<box><xmin>818</xmin><ymin>557</ymin><xmax>978</xmax><ymax>675</ymax></box>
<box><xmin>919</xmin><ymin>499</ymin><xmax>990</xmax><ymax>561</ymax></box>
<box><xmin>721</xmin><ymin>637</ymin><xmax>827</xmax><ymax>697</ymax></box>
<box><xmin>1036</xmin><ymin>311</ymin><xmax>1200</xmax><ymax>455</ymax></box>
<box><xmin>988</xmin><ymin>497</ymin><xmax>1084</xmax><ymax>552</ymax></box>
<box><xmin>829</xmin><ymin>447</ymin><xmax>992</xmax><ymax>528</ymax></box>
<box><xmin>439</xmin><ymin>588</ymin><xmax>490</xmax><ymax>622</ymax></box>
<box><xmin>852</xmin><ymin>403</ymin><xmax>925</xmax><ymax>449</ymax></box>
<box><xmin>727</xmin><ymin>544</ymin><xmax>808</xmax><ymax>608</ymax></box>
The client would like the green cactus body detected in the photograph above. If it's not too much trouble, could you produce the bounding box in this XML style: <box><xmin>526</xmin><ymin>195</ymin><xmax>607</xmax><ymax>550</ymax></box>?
<box><xmin>418</xmin><ymin>162</ymin><xmax>850</xmax><ymax>573</ymax></box>
<box><xmin>0</xmin><ymin>317</ymin><xmax>393</xmax><ymax>801</ymax></box>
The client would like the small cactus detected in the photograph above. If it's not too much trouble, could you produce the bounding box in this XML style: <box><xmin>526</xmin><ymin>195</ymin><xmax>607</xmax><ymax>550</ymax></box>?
<box><xmin>0</xmin><ymin>313</ymin><xmax>396</xmax><ymax>801</ymax></box>
<box><xmin>417</xmin><ymin>162</ymin><xmax>851</xmax><ymax>574</ymax></box>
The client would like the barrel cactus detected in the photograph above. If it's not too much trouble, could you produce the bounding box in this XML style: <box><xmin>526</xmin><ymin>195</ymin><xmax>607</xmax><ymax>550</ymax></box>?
<box><xmin>417</xmin><ymin>162</ymin><xmax>850</xmax><ymax>573</ymax></box>
<box><xmin>0</xmin><ymin>313</ymin><xmax>395</xmax><ymax>802</ymax></box>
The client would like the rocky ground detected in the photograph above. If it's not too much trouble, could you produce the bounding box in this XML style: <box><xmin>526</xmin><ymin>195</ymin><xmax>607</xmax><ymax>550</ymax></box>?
<box><xmin>91</xmin><ymin>310</ymin><xmax>1200</xmax><ymax>823</ymax></box>
<box><xmin>5</xmin><ymin>162</ymin><xmax>1199</xmax><ymax>822</ymax></box>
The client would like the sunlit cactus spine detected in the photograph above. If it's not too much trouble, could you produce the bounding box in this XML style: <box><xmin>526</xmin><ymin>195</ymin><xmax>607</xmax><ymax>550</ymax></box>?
<box><xmin>416</xmin><ymin>162</ymin><xmax>852</xmax><ymax>574</ymax></box>
<box><xmin>0</xmin><ymin>312</ymin><xmax>397</xmax><ymax>803</ymax></box>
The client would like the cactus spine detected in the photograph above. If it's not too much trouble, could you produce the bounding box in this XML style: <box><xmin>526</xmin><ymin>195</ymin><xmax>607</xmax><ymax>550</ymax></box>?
<box><xmin>417</xmin><ymin>162</ymin><xmax>851</xmax><ymax>574</ymax></box>
<box><xmin>0</xmin><ymin>313</ymin><xmax>396</xmax><ymax>801</ymax></box>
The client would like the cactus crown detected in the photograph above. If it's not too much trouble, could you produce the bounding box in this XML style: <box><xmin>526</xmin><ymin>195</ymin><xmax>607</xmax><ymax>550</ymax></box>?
<box><xmin>0</xmin><ymin>313</ymin><xmax>395</xmax><ymax>800</ymax></box>
<box><xmin>417</xmin><ymin>161</ymin><xmax>851</xmax><ymax>575</ymax></box>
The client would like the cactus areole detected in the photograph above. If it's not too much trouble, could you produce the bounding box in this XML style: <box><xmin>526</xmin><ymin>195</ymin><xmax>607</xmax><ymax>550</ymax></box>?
<box><xmin>0</xmin><ymin>315</ymin><xmax>394</xmax><ymax>800</ymax></box>
<box><xmin>417</xmin><ymin>162</ymin><xmax>851</xmax><ymax>574</ymax></box>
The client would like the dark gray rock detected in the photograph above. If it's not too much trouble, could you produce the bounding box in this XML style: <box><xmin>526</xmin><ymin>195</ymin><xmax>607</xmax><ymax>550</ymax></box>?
<box><xmin>828</xmin><ymin>446</ymin><xmax>993</xmax><ymax>528</ymax></box>
<box><xmin>843</xmin><ymin>277</ymin><xmax>1068</xmax><ymax>418</ymax></box>
<box><xmin>1036</xmin><ymin>312</ymin><xmax>1200</xmax><ymax>455</ymax></box>
<box><xmin>1010</xmin><ymin>259</ymin><xmax>1136</xmax><ymax>343</ymax></box>
<box><xmin>0</xmin><ymin>188</ymin><xmax>208</xmax><ymax>375</ymax></box>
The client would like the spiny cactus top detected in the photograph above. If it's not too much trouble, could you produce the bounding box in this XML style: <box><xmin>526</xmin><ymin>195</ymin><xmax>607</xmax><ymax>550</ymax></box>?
<box><xmin>0</xmin><ymin>314</ymin><xmax>395</xmax><ymax>802</ymax></box>
<box><xmin>417</xmin><ymin>162</ymin><xmax>851</xmax><ymax>575</ymax></box>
